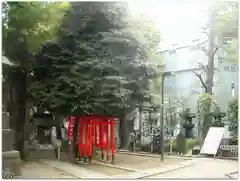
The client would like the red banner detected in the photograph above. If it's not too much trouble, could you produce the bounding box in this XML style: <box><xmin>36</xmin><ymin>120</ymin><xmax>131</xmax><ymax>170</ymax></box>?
<box><xmin>67</xmin><ymin>116</ymin><xmax>74</xmax><ymax>144</ymax></box>
<box><xmin>67</xmin><ymin>115</ymin><xmax>118</xmax><ymax>159</ymax></box>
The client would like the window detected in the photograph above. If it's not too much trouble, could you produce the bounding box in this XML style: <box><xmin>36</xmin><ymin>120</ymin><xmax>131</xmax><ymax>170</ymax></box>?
<box><xmin>224</xmin><ymin>67</ymin><xmax>230</xmax><ymax>71</ymax></box>
<box><xmin>165</xmin><ymin>75</ymin><xmax>177</xmax><ymax>95</ymax></box>
<box><xmin>230</xmin><ymin>66</ymin><xmax>237</xmax><ymax>72</ymax></box>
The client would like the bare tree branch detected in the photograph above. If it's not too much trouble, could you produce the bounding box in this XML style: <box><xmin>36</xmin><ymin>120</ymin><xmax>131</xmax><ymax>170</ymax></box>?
<box><xmin>196</xmin><ymin>62</ymin><xmax>209</xmax><ymax>73</ymax></box>
<box><xmin>192</xmin><ymin>71</ymin><xmax>208</xmax><ymax>93</ymax></box>
<box><xmin>197</xmin><ymin>40</ymin><xmax>208</xmax><ymax>46</ymax></box>
<box><xmin>200</xmin><ymin>27</ymin><xmax>209</xmax><ymax>36</ymax></box>
<box><xmin>213</xmin><ymin>43</ymin><xmax>226</xmax><ymax>55</ymax></box>
<box><xmin>197</xmin><ymin>44</ymin><xmax>209</xmax><ymax>55</ymax></box>
<box><xmin>196</xmin><ymin>40</ymin><xmax>209</xmax><ymax>55</ymax></box>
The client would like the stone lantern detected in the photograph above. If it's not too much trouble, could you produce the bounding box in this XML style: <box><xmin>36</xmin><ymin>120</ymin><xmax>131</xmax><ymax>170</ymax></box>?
<box><xmin>212</xmin><ymin>112</ymin><xmax>226</xmax><ymax>127</ymax></box>
<box><xmin>180</xmin><ymin>109</ymin><xmax>196</xmax><ymax>138</ymax></box>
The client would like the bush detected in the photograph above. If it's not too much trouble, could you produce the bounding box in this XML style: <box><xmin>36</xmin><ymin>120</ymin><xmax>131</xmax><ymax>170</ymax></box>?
<box><xmin>164</xmin><ymin>138</ymin><xmax>199</xmax><ymax>154</ymax></box>
<box><xmin>186</xmin><ymin>138</ymin><xmax>199</xmax><ymax>151</ymax></box>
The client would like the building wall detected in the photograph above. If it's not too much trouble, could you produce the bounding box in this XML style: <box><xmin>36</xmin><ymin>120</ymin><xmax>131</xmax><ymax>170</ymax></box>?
<box><xmin>161</xmin><ymin>42</ymin><xmax>238</xmax><ymax>113</ymax></box>
<box><xmin>160</xmin><ymin>40</ymin><xmax>238</xmax><ymax>137</ymax></box>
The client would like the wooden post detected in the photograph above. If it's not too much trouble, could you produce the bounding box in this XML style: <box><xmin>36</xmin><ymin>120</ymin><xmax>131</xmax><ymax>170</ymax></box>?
<box><xmin>107</xmin><ymin>119</ymin><xmax>111</xmax><ymax>162</ymax></box>
<box><xmin>100</xmin><ymin>124</ymin><xmax>104</xmax><ymax>161</ymax></box>
<box><xmin>111</xmin><ymin>119</ymin><xmax>115</xmax><ymax>164</ymax></box>
<box><xmin>57</xmin><ymin>146</ymin><xmax>60</xmax><ymax>160</ymax></box>
<box><xmin>89</xmin><ymin>121</ymin><xmax>93</xmax><ymax>162</ymax></box>
<box><xmin>84</xmin><ymin>120</ymin><xmax>89</xmax><ymax>164</ymax></box>
<box><xmin>169</xmin><ymin>140</ymin><xmax>173</xmax><ymax>156</ymax></box>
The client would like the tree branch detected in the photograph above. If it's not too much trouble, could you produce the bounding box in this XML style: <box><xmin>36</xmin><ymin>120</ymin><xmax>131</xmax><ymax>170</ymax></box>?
<box><xmin>196</xmin><ymin>40</ymin><xmax>209</xmax><ymax>55</ymax></box>
<box><xmin>213</xmin><ymin>43</ymin><xmax>226</xmax><ymax>56</ymax></box>
<box><xmin>197</xmin><ymin>40</ymin><xmax>208</xmax><ymax>46</ymax></box>
<box><xmin>192</xmin><ymin>71</ymin><xmax>208</xmax><ymax>93</ymax></box>
<box><xmin>197</xmin><ymin>45</ymin><xmax>209</xmax><ymax>54</ymax></box>
<box><xmin>196</xmin><ymin>62</ymin><xmax>209</xmax><ymax>73</ymax></box>
<box><xmin>200</xmin><ymin>27</ymin><xmax>209</xmax><ymax>37</ymax></box>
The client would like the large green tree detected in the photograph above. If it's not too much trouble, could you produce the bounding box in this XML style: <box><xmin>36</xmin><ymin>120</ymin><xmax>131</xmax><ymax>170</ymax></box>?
<box><xmin>2</xmin><ymin>2</ymin><xmax>68</xmax><ymax>159</ymax></box>
<box><xmin>31</xmin><ymin>2</ymin><xmax>161</xmax><ymax>148</ymax></box>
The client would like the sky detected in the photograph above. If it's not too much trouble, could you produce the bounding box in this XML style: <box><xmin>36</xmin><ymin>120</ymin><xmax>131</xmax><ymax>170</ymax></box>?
<box><xmin>128</xmin><ymin>1</ymin><xmax>212</xmax><ymax>48</ymax></box>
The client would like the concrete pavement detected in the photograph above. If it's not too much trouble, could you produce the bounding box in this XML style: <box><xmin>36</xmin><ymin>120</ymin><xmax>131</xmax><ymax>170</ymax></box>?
<box><xmin>20</xmin><ymin>162</ymin><xmax>76</xmax><ymax>179</ymax></box>
<box><xmin>39</xmin><ymin>159</ymin><xmax>112</xmax><ymax>178</ymax></box>
<box><xmin>20</xmin><ymin>152</ymin><xmax>238</xmax><ymax>179</ymax></box>
<box><xmin>145</xmin><ymin>158</ymin><xmax>238</xmax><ymax>179</ymax></box>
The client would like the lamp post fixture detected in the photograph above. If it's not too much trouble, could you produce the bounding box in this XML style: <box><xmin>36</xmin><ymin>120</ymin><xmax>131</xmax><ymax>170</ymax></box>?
<box><xmin>160</xmin><ymin>71</ymin><xmax>172</xmax><ymax>161</ymax></box>
<box><xmin>231</xmin><ymin>82</ymin><xmax>235</xmax><ymax>97</ymax></box>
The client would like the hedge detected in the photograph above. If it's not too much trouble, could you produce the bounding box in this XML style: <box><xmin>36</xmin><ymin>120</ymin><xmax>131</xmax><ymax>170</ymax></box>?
<box><xmin>165</xmin><ymin>138</ymin><xmax>199</xmax><ymax>154</ymax></box>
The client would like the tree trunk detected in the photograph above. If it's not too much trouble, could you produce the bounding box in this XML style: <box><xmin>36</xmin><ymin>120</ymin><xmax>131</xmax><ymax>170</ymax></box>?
<box><xmin>119</xmin><ymin>116</ymin><xmax>130</xmax><ymax>149</ymax></box>
<box><xmin>206</xmin><ymin>4</ymin><xmax>218</xmax><ymax>95</ymax></box>
<box><xmin>199</xmin><ymin>5</ymin><xmax>216</xmax><ymax>145</ymax></box>
<box><xmin>8</xmin><ymin>70</ymin><xmax>27</xmax><ymax>160</ymax></box>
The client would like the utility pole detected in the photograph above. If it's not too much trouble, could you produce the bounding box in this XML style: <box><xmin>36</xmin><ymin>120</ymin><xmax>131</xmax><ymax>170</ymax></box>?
<box><xmin>160</xmin><ymin>74</ymin><xmax>164</xmax><ymax>161</ymax></box>
<box><xmin>160</xmin><ymin>72</ymin><xmax>172</xmax><ymax>161</ymax></box>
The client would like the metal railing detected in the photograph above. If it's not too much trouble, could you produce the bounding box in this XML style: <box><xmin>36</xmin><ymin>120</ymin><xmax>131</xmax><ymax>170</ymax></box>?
<box><xmin>219</xmin><ymin>145</ymin><xmax>238</xmax><ymax>157</ymax></box>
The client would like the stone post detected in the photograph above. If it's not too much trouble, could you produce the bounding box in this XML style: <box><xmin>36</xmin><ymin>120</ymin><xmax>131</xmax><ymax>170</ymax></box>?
<box><xmin>2</xmin><ymin>112</ymin><xmax>22</xmax><ymax>178</ymax></box>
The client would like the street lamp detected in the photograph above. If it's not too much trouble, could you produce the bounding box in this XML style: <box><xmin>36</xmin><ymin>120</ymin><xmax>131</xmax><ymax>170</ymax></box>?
<box><xmin>231</xmin><ymin>82</ymin><xmax>235</xmax><ymax>97</ymax></box>
<box><xmin>160</xmin><ymin>71</ymin><xmax>172</xmax><ymax>161</ymax></box>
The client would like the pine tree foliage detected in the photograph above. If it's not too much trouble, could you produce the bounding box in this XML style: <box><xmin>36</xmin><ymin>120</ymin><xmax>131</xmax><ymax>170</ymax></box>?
<box><xmin>31</xmin><ymin>2</ymin><xmax>160</xmax><ymax>116</ymax></box>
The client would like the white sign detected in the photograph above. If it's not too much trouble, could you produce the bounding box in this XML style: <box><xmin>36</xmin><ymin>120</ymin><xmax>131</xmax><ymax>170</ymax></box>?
<box><xmin>134</xmin><ymin>110</ymin><xmax>140</xmax><ymax>130</ymax></box>
<box><xmin>200</xmin><ymin>127</ymin><xmax>225</xmax><ymax>156</ymax></box>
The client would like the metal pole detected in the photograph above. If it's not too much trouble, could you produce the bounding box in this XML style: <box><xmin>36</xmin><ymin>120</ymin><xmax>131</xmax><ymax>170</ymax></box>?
<box><xmin>160</xmin><ymin>73</ymin><xmax>165</xmax><ymax>161</ymax></box>
<box><xmin>231</xmin><ymin>83</ymin><xmax>235</xmax><ymax>97</ymax></box>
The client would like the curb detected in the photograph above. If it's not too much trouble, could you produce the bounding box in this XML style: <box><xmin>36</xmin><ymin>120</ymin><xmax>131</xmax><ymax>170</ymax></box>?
<box><xmin>118</xmin><ymin>150</ymin><xmax>238</xmax><ymax>161</ymax></box>
<box><xmin>216</xmin><ymin>157</ymin><xmax>238</xmax><ymax>161</ymax></box>
<box><xmin>117</xmin><ymin>149</ymin><xmax>192</xmax><ymax>160</ymax></box>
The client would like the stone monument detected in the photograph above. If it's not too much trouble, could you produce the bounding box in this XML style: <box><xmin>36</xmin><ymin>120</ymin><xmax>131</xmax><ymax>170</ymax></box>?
<box><xmin>2</xmin><ymin>112</ymin><xmax>22</xmax><ymax>178</ymax></box>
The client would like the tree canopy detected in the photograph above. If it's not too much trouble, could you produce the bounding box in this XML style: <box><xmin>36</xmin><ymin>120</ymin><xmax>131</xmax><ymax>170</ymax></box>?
<box><xmin>30</xmin><ymin>2</ymin><xmax>161</xmax><ymax>117</ymax></box>
<box><xmin>2</xmin><ymin>2</ymin><xmax>70</xmax><ymax>159</ymax></box>
<box><xmin>214</xmin><ymin>2</ymin><xmax>238</xmax><ymax>63</ymax></box>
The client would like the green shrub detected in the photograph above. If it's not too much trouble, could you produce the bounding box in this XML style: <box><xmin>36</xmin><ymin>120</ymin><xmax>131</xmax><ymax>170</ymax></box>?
<box><xmin>164</xmin><ymin>138</ymin><xmax>199</xmax><ymax>154</ymax></box>
<box><xmin>186</xmin><ymin>138</ymin><xmax>199</xmax><ymax>151</ymax></box>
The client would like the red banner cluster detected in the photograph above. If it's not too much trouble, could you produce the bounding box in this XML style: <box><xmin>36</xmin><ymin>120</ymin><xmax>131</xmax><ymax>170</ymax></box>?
<box><xmin>67</xmin><ymin>115</ymin><xmax>118</xmax><ymax>160</ymax></box>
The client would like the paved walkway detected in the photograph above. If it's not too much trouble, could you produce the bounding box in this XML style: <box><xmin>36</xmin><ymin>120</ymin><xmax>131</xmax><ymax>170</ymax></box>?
<box><xmin>145</xmin><ymin>158</ymin><xmax>238</xmax><ymax>179</ymax></box>
<box><xmin>113</xmin><ymin>158</ymin><xmax>199</xmax><ymax>179</ymax></box>
<box><xmin>39</xmin><ymin>159</ymin><xmax>112</xmax><ymax>178</ymax></box>
<box><xmin>20</xmin><ymin>150</ymin><xmax>238</xmax><ymax>179</ymax></box>
<box><xmin>20</xmin><ymin>162</ymin><xmax>76</xmax><ymax>179</ymax></box>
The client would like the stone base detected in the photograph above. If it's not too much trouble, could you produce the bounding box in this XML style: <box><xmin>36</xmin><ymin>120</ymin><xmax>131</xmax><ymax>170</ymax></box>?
<box><xmin>2</xmin><ymin>150</ymin><xmax>22</xmax><ymax>178</ymax></box>
<box><xmin>192</xmin><ymin>146</ymin><xmax>200</xmax><ymax>155</ymax></box>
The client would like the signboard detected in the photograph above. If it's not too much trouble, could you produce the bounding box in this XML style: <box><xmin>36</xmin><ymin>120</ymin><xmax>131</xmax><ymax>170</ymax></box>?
<box><xmin>200</xmin><ymin>127</ymin><xmax>225</xmax><ymax>156</ymax></box>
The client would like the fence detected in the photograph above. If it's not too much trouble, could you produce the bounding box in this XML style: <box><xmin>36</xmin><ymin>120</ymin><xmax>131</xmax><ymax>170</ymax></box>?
<box><xmin>219</xmin><ymin>145</ymin><xmax>238</xmax><ymax>157</ymax></box>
